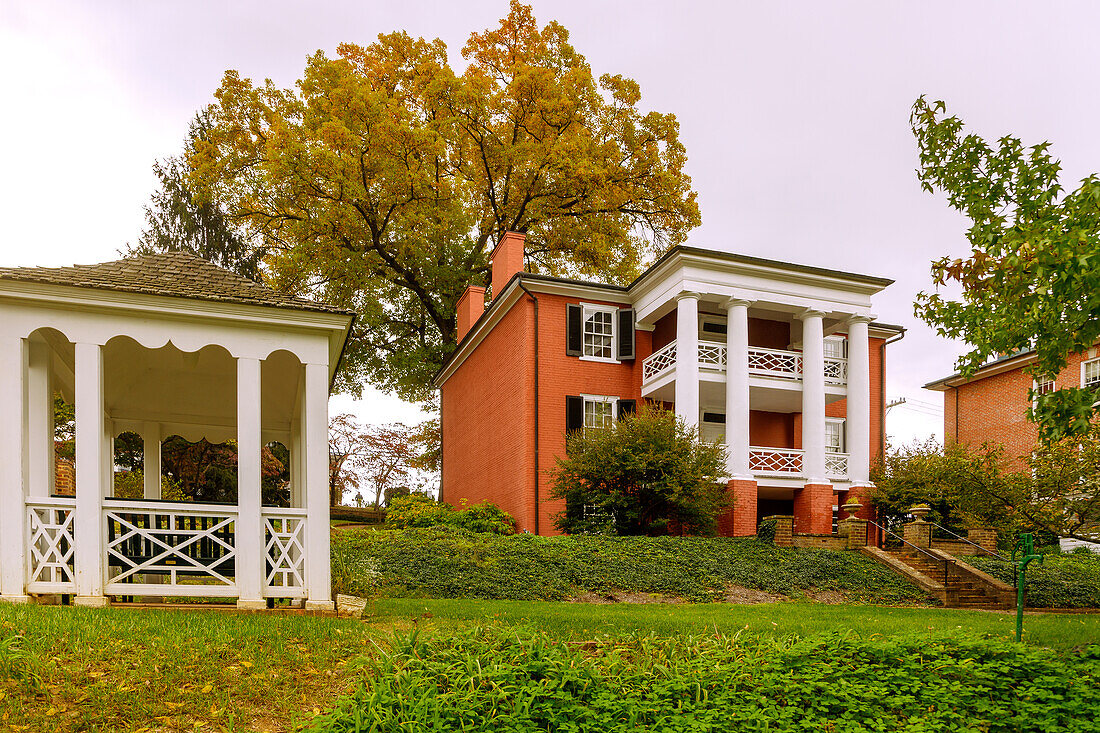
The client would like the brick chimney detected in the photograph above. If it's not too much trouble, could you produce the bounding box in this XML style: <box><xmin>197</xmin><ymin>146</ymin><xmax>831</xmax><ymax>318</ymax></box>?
<box><xmin>455</xmin><ymin>285</ymin><xmax>487</xmax><ymax>343</ymax></box>
<box><xmin>491</xmin><ymin>231</ymin><xmax>525</xmax><ymax>300</ymax></box>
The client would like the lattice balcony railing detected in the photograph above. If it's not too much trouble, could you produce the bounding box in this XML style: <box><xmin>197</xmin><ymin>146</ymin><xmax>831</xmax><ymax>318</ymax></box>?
<box><xmin>747</xmin><ymin>347</ymin><xmax>802</xmax><ymax>380</ymax></box>
<box><xmin>264</xmin><ymin>509</ymin><xmax>307</xmax><ymax>597</ymax></box>
<box><xmin>642</xmin><ymin>340</ymin><xmax>677</xmax><ymax>382</ymax></box>
<box><xmin>698</xmin><ymin>341</ymin><xmax>726</xmax><ymax>370</ymax></box>
<box><xmin>26</xmin><ymin>497</ymin><xmax>76</xmax><ymax>594</ymax></box>
<box><xmin>749</xmin><ymin>446</ymin><xmax>804</xmax><ymax>474</ymax></box>
<box><xmin>825</xmin><ymin>452</ymin><xmax>850</xmax><ymax>477</ymax></box>
<box><xmin>824</xmin><ymin>357</ymin><xmax>848</xmax><ymax>385</ymax></box>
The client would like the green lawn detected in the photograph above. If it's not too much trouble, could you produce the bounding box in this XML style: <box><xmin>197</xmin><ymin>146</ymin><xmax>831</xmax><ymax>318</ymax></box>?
<box><xmin>2</xmin><ymin>599</ymin><xmax>1097</xmax><ymax>732</ymax></box>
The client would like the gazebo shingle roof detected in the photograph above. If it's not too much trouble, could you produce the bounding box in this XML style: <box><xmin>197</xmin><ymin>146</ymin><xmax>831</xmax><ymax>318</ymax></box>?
<box><xmin>0</xmin><ymin>251</ymin><xmax>354</xmax><ymax>316</ymax></box>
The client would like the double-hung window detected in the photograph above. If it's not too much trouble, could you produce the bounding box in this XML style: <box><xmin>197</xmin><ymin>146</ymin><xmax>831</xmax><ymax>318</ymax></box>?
<box><xmin>1083</xmin><ymin>359</ymin><xmax>1100</xmax><ymax>389</ymax></box>
<box><xmin>582</xmin><ymin>304</ymin><xmax>617</xmax><ymax>361</ymax></box>
<box><xmin>825</xmin><ymin>418</ymin><xmax>845</xmax><ymax>453</ymax></box>
<box><xmin>583</xmin><ymin>395</ymin><xmax>617</xmax><ymax>433</ymax></box>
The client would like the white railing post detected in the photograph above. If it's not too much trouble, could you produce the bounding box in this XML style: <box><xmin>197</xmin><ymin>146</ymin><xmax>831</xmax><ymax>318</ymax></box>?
<box><xmin>799</xmin><ymin>310</ymin><xmax>828</xmax><ymax>483</ymax></box>
<box><xmin>846</xmin><ymin>316</ymin><xmax>873</xmax><ymax>484</ymax></box>
<box><xmin>674</xmin><ymin>293</ymin><xmax>701</xmax><ymax>430</ymax></box>
<box><xmin>236</xmin><ymin>357</ymin><xmax>265</xmax><ymax>609</ymax></box>
<box><xmin>0</xmin><ymin>336</ymin><xmax>28</xmax><ymax>602</ymax></box>
<box><xmin>304</xmin><ymin>362</ymin><xmax>333</xmax><ymax>611</ymax></box>
<box><xmin>724</xmin><ymin>299</ymin><xmax>752</xmax><ymax>479</ymax></box>
<box><xmin>74</xmin><ymin>342</ymin><xmax>107</xmax><ymax>606</ymax></box>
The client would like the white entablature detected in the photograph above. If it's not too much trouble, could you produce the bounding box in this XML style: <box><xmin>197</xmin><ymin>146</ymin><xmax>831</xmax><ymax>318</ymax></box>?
<box><xmin>0</xmin><ymin>253</ymin><xmax>354</xmax><ymax>610</ymax></box>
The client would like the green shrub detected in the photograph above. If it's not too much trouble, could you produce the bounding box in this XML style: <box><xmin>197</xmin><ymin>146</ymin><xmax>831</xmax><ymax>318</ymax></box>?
<box><xmin>451</xmin><ymin>500</ymin><xmax>516</xmax><ymax>535</ymax></box>
<box><xmin>757</xmin><ymin>517</ymin><xmax>777</xmax><ymax>544</ymax></box>
<box><xmin>331</xmin><ymin>527</ymin><xmax>929</xmax><ymax>603</ymax></box>
<box><xmin>384</xmin><ymin>494</ymin><xmax>516</xmax><ymax>535</ymax></box>
<box><xmin>306</xmin><ymin>627</ymin><xmax>1100</xmax><ymax>733</ymax></box>
<box><xmin>971</xmin><ymin>551</ymin><xmax>1100</xmax><ymax>608</ymax></box>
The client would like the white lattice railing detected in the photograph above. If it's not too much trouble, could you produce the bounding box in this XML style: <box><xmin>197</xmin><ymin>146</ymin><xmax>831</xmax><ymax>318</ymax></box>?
<box><xmin>642</xmin><ymin>340</ymin><xmax>677</xmax><ymax>382</ymax></box>
<box><xmin>747</xmin><ymin>347</ymin><xmax>802</xmax><ymax>380</ymax></box>
<box><xmin>698</xmin><ymin>341</ymin><xmax>726</xmax><ymax>370</ymax></box>
<box><xmin>824</xmin><ymin>357</ymin><xmax>848</xmax><ymax>385</ymax></box>
<box><xmin>104</xmin><ymin>500</ymin><xmax>239</xmax><ymax>597</ymax></box>
<box><xmin>749</xmin><ymin>446</ymin><xmax>804</xmax><ymax>474</ymax></box>
<box><xmin>264</xmin><ymin>508</ymin><xmax>307</xmax><ymax>598</ymax></box>
<box><xmin>26</xmin><ymin>496</ymin><xmax>76</xmax><ymax>594</ymax></box>
<box><xmin>825</xmin><ymin>452</ymin><xmax>850</xmax><ymax>477</ymax></box>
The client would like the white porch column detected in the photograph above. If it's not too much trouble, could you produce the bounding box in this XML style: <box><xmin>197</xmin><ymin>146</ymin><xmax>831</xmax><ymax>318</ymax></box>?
<box><xmin>846</xmin><ymin>316</ymin><xmax>873</xmax><ymax>484</ymax></box>
<box><xmin>290</xmin><ymin>418</ymin><xmax>303</xmax><ymax>508</ymax></box>
<box><xmin>724</xmin><ymin>299</ymin><xmax>752</xmax><ymax>478</ymax></box>
<box><xmin>142</xmin><ymin>422</ymin><xmax>161</xmax><ymax>499</ymax></box>
<box><xmin>27</xmin><ymin>338</ymin><xmax>53</xmax><ymax>498</ymax></box>
<box><xmin>236</xmin><ymin>356</ymin><xmax>265</xmax><ymax>609</ymax></box>
<box><xmin>674</xmin><ymin>292</ymin><xmax>701</xmax><ymax>430</ymax></box>
<box><xmin>799</xmin><ymin>310</ymin><xmax>828</xmax><ymax>482</ymax></box>
<box><xmin>303</xmin><ymin>362</ymin><xmax>333</xmax><ymax>611</ymax></box>
<box><xmin>0</xmin><ymin>336</ymin><xmax>29</xmax><ymax>602</ymax></box>
<box><xmin>74</xmin><ymin>342</ymin><xmax>107</xmax><ymax>606</ymax></box>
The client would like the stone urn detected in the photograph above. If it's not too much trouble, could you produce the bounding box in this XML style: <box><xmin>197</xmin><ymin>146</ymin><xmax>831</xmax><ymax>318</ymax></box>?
<box><xmin>841</xmin><ymin>501</ymin><xmax>863</xmax><ymax>520</ymax></box>
<box><xmin>908</xmin><ymin>504</ymin><xmax>932</xmax><ymax>523</ymax></box>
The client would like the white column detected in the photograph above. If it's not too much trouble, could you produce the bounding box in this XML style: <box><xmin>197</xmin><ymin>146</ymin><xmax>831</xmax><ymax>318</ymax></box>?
<box><xmin>0</xmin><ymin>336</ymin><xmax>29</xmax><ymax>602</ymax></box>
<box><xmin>74</xmin><ymin>342</ymin><xmax>107</xmax><ymax>606</ymax></box>
<box><xmin>290</xmin><ymin>418</ymin><xmax>302</xmax><ymax>509</ymax></box>
<box><xmin>846</xmin><ymin>316</ymin><xmax>873</xmax><ymax>484</ymax></box>
<box><xmin>724</xmin><ymin>299</ymin><xmax>752</xmax><ymax>478</ymax></box>
<box><xmin>236</xmin><ymin>357</ymin><xmax>265</xmax><ymax>609</ymax></box>
<box><xmin>674</xmin><ymin>292</ymin><xmax>701</xmax><ymax>430</ymax></box>
<box><xmin>799</xmin><ymin>310</ymin><xmax>828</xmax><ymax>483</ymax></box>
<box><xmin>143</xmin><ymin>422</ymin><xmax>161</xmax><ymax>499</ymax></box>
<box><xmin>303</xmin><ymin>362</ymin><xmax>333</xmax><ymax>610</ymax></box>
<box><xmin>27</xmin><ymin>339</ymin><xmax>53</xmax><ymax>498</ymax></box>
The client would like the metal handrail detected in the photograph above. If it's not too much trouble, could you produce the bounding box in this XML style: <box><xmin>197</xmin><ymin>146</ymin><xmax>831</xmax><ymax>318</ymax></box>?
<box><xmin>867</xmin><ymin>519</ymin><xmax>955</xmax><ymax>587</ymax></box>
<box><xmin>930</xmin><ymin>522</ymin><xmax>1011</xmax><ymax>563</ymax></box>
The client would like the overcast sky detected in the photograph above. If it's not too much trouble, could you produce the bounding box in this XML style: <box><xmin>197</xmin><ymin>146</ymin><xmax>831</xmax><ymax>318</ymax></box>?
<box><xmin>4</xmin><ymin>0</ymin><xmax>1099</xmax><ymax>445</ymax></box>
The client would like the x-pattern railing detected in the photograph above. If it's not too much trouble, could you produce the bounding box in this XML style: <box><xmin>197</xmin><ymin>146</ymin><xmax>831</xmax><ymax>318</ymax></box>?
<box><xmin>750</xmin><ymin>446</ymin><xmax>804</xmax><ymax>474</ymax></box>
<box><xmin>26</xmin><ymin>497</ymin><xmax>76</xmax><ymax>593</ymax></box>
<box><xmin>824</xmin><ymin>357</ymin><xmax>848</xmax><ymax>385</ymax></box>
<box><xmin>748</xmin><ymin>347</ymin><xmax>802</xmax><ymax>380</ymax></box>
<box><xmin>105</xmin><ymin>504</ymin><xmax>237</xmax><ymax>591</ymax></box>
<box><xmin>825</xmin><ymin>452</ymin><xmax>850</xmax><ymax>477</ymax></box>
<box><xmin>642</xmin><ymin>341</ymin><xmax>677</xmax><ymax>382</ymax></box>
<box><xmin>698</xmin><ymin>341</ymin><xmax>726</xmax><ymax>369</ymax></box>
<box><xmin>264</xmin><ymin>510</ymin><xmax>306</xmax><ymax>595</ymax></box>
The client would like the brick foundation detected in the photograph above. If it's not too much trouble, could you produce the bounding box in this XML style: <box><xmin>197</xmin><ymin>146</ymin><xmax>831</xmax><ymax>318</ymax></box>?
<box><xmin>793</xmin><ymin>482</ymin><xmax>833</xmax><ymax>535</ymax></box>
<box><xmin>766</xmin><ymin>515</ymin><xmax>794</xmax><ymax>547</ymax></box>
<box><xmin>717</xmin><ymin>478</ymin><xmax>758</xmax><ymax>536</ymax></box>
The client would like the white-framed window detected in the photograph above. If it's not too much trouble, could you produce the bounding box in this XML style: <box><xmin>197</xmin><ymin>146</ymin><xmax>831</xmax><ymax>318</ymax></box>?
<box><xmin>700</xmin><ymin>410</ymin><xmax>726</xmax><ymax>444</ymax></box>
<box><xmin>582</xmin><ymin>394</ymin><xmax>617</xmax><ymax>433</ymax></box>
<box><xmin>1034</xmin><ymin>376</ymin><xmax>1056</xmax><ymax>396</ymax></box>
<box><xmin>699</xmin><ymin>314</ymin><xmax>727</xmax><ymax>341</ymax></box>
<box><xmin>825</xmin><ymin>418</ymin><xmax>845</xmax><ymax>453</ymax></box>
<box><xmin>581</xmin><ymin>303</ymin><xmax>617</xmax><ymax>362</ymax></box>
<box><xmin>1083</xmin><ymin>359</ymin><xmax>1100</xmax><ymax>389</ymax></box>
<box><xmin>824</xmin><ymin>336</ymin><xmax>847</xmax><ymax>360</ymax></box>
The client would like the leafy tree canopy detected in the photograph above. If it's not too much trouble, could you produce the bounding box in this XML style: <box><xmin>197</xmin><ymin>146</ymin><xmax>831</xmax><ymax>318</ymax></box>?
<box><xmin>911</xmin><ymin>97</ymin><xmax>1100</xmax><ymax>440</ymax></box>
<box><xmin>549</xmin><ymin>405</ymin><xmax>727</xmax><ymax>536</ymax></box>
<box><xmin>181</xmin><ymin>1</ymin><xmax>699</xmax><ymax>401</ymax></box>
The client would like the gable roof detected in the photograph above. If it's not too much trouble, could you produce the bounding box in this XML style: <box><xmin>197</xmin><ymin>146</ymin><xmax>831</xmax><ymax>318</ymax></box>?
<box><xmin>0</xmin><ymin>252</ymin><xmax>354</xmax><ymax>316</ymax></box>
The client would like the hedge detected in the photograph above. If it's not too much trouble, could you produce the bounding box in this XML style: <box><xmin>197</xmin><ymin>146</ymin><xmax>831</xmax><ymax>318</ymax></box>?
<box><xmin>331</xmin><ymin>527</ymin><xmax>930</xmax><ymax>604</ymax></box>
<box><xmin>970</xmin><ymin>549</ymin><xmax>1100</xmax><ymax>608</ymax></box>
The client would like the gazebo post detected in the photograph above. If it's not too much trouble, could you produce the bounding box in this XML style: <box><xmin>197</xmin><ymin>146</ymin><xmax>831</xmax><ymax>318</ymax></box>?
<box><xmin>142</xmin><ymin>422</ymin><xmax>161</xmax><ymax>499</ymax></box>
<box><xmin>0</xmin><ymin>337</ymin><xmax>29</xmax><ymax>603</ymax></box>
<box><xmin>74</xmin><ymin>342</ymin><xmax>108</xmax><ymax>607</ymax></box>
<box><xmin>303</xmin><ymin>362</ymin><xmax>333</xmax><ymax>611</ymax></box>
<box><xmin>27</xmin><ymin>338</ymin><xmax>53</xmax><ymax>498</ymax></box>
<box><xmin>236</xmin><ymin>357</ymin><xmax>266</xmax><ymax>610</ymax></box>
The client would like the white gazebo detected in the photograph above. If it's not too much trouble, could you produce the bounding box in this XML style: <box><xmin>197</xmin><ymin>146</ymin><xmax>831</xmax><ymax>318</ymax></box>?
<box><xmin>0</xmin><ymin>253</ymin><xmax>354</xmax><ymax>610</ymax></box>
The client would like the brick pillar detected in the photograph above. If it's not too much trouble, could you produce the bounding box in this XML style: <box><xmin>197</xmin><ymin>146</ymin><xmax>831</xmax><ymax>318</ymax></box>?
<box><xmin>718</xmin><ymin>478</ymin><xmax>758</xmax><ymax>536</ymax></box>
<box><xmin>767</xmin><ymin>515</ymin><xmax>794</xmax><ymax>547</ymax></box>
<box><xmin>968</xmin><ymin>528</ymin><xmax>998</xmax><ymax>555</ymax></box>
<box><xmin>903</xmin><ymin>520</ymin><xmax>932</xmax><ymax>548</ymax></box>
<box><xmin>794</xmin><ymin>482</ymin><xmax>833</xmax><ymax>534</ymax></box>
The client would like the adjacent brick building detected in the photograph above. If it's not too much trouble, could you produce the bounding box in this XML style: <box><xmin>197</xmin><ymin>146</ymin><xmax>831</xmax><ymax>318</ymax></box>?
<box><xmin>435</xmin><ymin>233</ymin><xmax>902</xmax><ymax>536</ymax></box>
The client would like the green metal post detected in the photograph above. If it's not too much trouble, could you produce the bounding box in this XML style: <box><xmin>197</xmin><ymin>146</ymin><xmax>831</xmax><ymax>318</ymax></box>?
<box><xmin>1013</xmin><ymin>533</ymin><xmax>1044</xmax><ymax>643</ymax></box>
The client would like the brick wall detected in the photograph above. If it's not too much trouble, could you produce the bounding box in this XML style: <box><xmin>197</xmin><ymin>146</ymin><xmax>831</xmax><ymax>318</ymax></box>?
<box><xmin>441</xmin><ymin>298</ymin><xmax>538</xmax><ymax>532</ymax></box>
<box><xmin>535</xmin><ymin>292</ymin><xmax>647</xmax><ymax>535</ymax></box>
<box><xmin>55</xmin><ymin>457</ymin><xmax>75</xmax><ymax>496</ymax></box>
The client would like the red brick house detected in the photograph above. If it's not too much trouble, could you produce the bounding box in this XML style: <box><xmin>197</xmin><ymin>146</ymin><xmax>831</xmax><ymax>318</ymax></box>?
<box><xmin>924</xmin><ymin>347</ymin><xmax>1100</xmax><ymax>463</ymax></box>
<box><xmin>433</xmin><ymin>233</ymin><xmax>902</xmax><ymax>536</ymax></box>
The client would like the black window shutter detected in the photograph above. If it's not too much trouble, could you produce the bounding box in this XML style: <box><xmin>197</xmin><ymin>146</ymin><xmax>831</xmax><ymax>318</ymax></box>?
<box><xmin>617</xmin><ymin>399</ymin><xmax>636</xmax><ymax>421</ymax></box>
<box><xmin>566</xmin><ymin>304</ymin><xmax>583</xmax><ymax>356</ymax></box>
<box><xmin>617</xmin><ymin>308</ymin><xmax>636</xmax><ymax>360</ymax></box>
<box><xmin>566</xmin><ymin>395</ymin><xmax>584</xmax><ymax>435</ymax></box>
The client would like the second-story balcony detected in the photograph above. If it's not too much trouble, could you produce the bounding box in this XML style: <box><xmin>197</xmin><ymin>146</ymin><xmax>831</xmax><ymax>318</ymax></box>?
<box><xmin>642</xmin><ymin>339</ymin><xmax>848</xmax><ymax>387</ymax></box>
